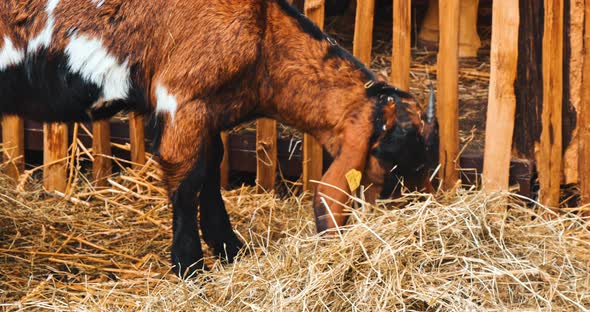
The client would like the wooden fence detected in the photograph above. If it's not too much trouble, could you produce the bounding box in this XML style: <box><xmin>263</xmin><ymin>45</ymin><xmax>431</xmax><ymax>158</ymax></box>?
<box><xmin>2</xmin><ymin>0</ymin><xmax>590</xmax><ymax>210</ymax></box>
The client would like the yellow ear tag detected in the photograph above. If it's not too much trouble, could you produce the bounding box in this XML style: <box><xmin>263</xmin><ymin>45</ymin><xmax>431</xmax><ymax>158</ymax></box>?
<box><xmin>345</xmin><ymin>169</ymin><xmax>362</xmax><ymax>192</ymax></box>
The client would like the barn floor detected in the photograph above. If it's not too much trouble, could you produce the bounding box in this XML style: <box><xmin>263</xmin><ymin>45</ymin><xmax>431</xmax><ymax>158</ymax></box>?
<box><xmin>0</xmin><ymin>157</ymin><xmax>588</xmax><ymax>311</ymax></box>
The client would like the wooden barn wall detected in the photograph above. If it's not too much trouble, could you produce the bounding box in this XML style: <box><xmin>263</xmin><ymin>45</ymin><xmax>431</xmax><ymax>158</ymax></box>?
<box><xmin>563</xmin><ymin>0</ymin><xmax>584</xmax><ymax>184</ymax></box>
<box><xmin>513</xmin><ymin>0</ymin><xmax>583</xmax><ymax>184</ymax></box>
<box><xmin>513</xmin><ymin>0</ymin><xmax>544</xmax><ymax>160</ymax></box>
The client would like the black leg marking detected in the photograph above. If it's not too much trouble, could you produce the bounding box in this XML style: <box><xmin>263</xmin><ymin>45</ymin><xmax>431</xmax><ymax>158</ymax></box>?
<box><xmin>199</xmin><ymin>134</ymin><xmax>244</xmax><ymax>263</ymax></box>
<box><xmin>170</xmin><ymin>159</ymin><xmax>208</xmax><ymax>278</ymax></box>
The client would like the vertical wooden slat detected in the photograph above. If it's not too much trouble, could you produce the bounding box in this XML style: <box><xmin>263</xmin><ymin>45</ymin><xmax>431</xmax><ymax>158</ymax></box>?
<box><xmin>304</xmin><ymin>0</ymin><xmax>325</xmax><ymax>23</ymax></box>
<box><xmin>1</xmin><ymin>116</ymin><xmax>24</xmax><ymax>180</ymax></box>
<box><xmin>512</xmin><ymin>0</ymin><xmax>544</xmax><ymax>160</ymax></box>
<box><xmin>128</xmin><ymin>112</ymin><xmax>146</xmax><ymax>168</ymax></box>
<box><xmin>220</xmin><ymin>131</ymin><xmax>230</xmax><ymax>189</ymax></box>
<box><xmin>578</xmin><ymin>0</ymin><xmax>590</xmax><ymax>207</ymax></box>
<box><xmin>437</xmin><ymin>0</ymin><xmax>460</xmax><ymax>190</ymax></box>
<box><xmin>538</xmin><ymin>0</ymin><xmax>564</xmax><ymax>208</ymax></box>
<box><xmin>303</xmin><ymin>0</ymin><xmax>325</xmax><ymax>192</ymax></box>
<box><xmin>302</xmin><ymin>134</ymin><xmax>323</xmax><ymax>192</ymax></box>
<box><xmin>353</xmin><ymin>0</ymin><xmax>376</xmax><ymax>65</ymax></box>
<box><xmin>482</xmin><ymin>0</ymin><xmax>520</xmax><ymax>191</ymax></box>
<box><xmin>92</xmin><ymin>120</ymin><xmax>112</xmax><ymax>187</ymax></box>
<box><xmin>256</xmin><ymin>119</ymin><xmax>277</xmax><ymax>192</ymax></box>
<box><xmin>43</xmin><ymin>123</ymin><xmax>68</xmax><ymax>192</ymax></box>
<box><xmin>391</xmin><ymin>0</ymin><xmax>411</xmax><ymax>90</ymax></box>
<box><xmin>563</xmin><ymin>0</ymin><xmax>585</xmax><ymax>185</ymax></box>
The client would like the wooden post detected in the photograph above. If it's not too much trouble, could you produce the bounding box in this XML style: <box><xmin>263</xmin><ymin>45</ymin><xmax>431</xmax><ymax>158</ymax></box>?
<box><xmin>43</xmin><ymin>123</ymin><xmax>68</xmax><ymax>192</ymax></box>
<box><xmin>92</xmin><ymin>120</ymin><xmax>112</xmax><ymax>186</ymax></box>
<box><xmin>578</xmin><ymin>0</ymin><xmax>590</xmax><ymax>207</ymax></box>
<box><xmin>482</xmin><ymin>0</ymin><xmax>520</xmax><ymax>191</ymax></box>
<box><xmin>512</xmin><ymin>0</ymin><xmax>543</xmax><ymax>161</ymax></box>
<box><xmin>303</xmin><ymin>0</ymin><xmax>325</xmax><ymax>192</ymax></box>
<box><xmin>256</xmin><ymin>119</ymin><xmax>277</xmax><ymax>192</ymax></box>
<box><xmin>538</xmin><ymin>0</ymin><xmax>564</xmax><ymax>208</ymax></box>
<box><xmin>561</xmin><ymin>0</ymin><xmax>586</xmax><ymax>186</ymax></box>
<box><xmin>437</xmin><ymin>0</ymin><xmax>460</xmax><ymax>190</ymax></box>
<box><xmin>302</xmin><ymin>135</ymin><xmax>323</xmax><ymax>192</ymax></box>
<box><xmin>391</xmin><ymin>0</ymin><xmax>411</xmax><ymax>90</ymax></box>
<box><xmin>353</xmin><ymin>0</ymin><xmax>375</xmax><ymax>65</ymax></box>
<box><xmin>128</xmin><ymin>112</ymin><xmax>146</xmax><ymax>168</ymax></box>
<box><xmin>220</xmin><ymin>131</ymin><xmax>230</xmax><ymax>189</ymax></box>
<box><xmin>1</xmin><ymin>116</ymin><xmax>24</xmax><ymax>180</ymax></box>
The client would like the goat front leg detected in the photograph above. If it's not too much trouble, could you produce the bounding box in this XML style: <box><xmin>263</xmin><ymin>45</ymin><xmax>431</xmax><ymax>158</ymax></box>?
<box><xmin>199</xmin><ymin>133</ymin><xmax>243</xmax><ymax>263</ymax></box>
<box><xmin>313</xmin><ymin>140</ymin><xmax>368</xmax><ymax>233</ymax></box>
<box><xmin>158</xmin><ymin>103</ymin><xmax>209</xmax><ymax>278</ymax></box>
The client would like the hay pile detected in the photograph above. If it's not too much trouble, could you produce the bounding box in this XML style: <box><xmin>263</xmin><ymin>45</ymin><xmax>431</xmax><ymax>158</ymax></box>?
<box><xmin>1</xmin><ymin>155</ymin><xmax>589</xmax><ymax>311</ymax></box>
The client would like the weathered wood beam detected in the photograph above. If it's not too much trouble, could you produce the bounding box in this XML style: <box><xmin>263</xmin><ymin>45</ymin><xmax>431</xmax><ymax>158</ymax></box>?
<box><xmin>256</xmin><ymin>119</ymin><xmax>277</xmax><ymax>192</ymax></box>
<box><xmin>579</xmin><ymin>0</ymin><xmax>590</xmax><ymax>208</ymax></box>
<box><xmin>128</xmin><ymin>112</ymin><xmax>146</xmax><ymax>168</ymax></box>
<box><xmin>437</xmin><ymin>0</ymin><xmax>460</xmax><ymax>190</ymax></box>
<box><xmin>512</xmin><ymin>0</ymin><xmax>543</xmax><ymax>160</ymax></box>
<box><xmin>482</xmin><ymin>0</ymin><xmax>520</xmax><ymax>191</ymax></box>
<box><xmin>92</xmin><ymin>120</ymin><xmax>112</xmax><ymax>187</ymax></box>
<box><xmin>562</xmin><ymin>0</ymin><xmax>585</xmax><ymax>185</ymax></box>
<box><xmin>1</xmin><ymin>116</ymin><xmax>24</xmax><ymax>180</ymax></box>
<box><xmin>43</xmin><ymin>123</ymin><xmax>68</xmax><ymax>192</ymax></box>
<box><xmin>391</xmin><ymin>0</ymin><xmax>411</xmax><ymax>90</ymax></box>
<box><xmin>538</xmin><ymin>0</ymin><xmax>564</xmax><ymax>208</ymax></box>
<box><xmin>353</xmin><ymin>0</ymin><xmax>375</xmax><ymax>65</ymax></box>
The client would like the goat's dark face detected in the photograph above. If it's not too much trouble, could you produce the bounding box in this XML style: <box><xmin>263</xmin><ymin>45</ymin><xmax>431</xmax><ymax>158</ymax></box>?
<box><xmin>363</xmin><ymin>84</ymin><xmax>439</xmax><ymax>201</ymax></box>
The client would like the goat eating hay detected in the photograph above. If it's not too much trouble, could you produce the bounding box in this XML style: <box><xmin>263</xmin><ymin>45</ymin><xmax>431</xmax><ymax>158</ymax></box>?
<box><xmin>0</xmin><ymin>0</ymin><xmax>438</xmax><ymax>276</ymax></box>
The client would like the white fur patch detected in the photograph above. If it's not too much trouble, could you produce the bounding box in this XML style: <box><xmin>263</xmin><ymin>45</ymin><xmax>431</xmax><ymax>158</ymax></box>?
<box><xmin>155</xmin><ymin>84</ymin><xmax>178</xmax><ymax>119</ymax></box>
<box><xmin>0</xmin><ymin>36</ymin><xmax>25</xmax><ymax>71</ymax></box>
<box><xmin>28</xmin><ymin>0</ymin><xmax>60</xmax><ymax>52</ymax></box>
<box><xmin>47</xmin><ymin>0</ymin><xmax>60</xmax><ymax>12</ymax></box>
<box><xmin>65</xmin><ymin>35</ymin><xmax>131</xmax><ymax>101</ymax></box>
<box><xmin>91</xmin><ymin>0</ymin><xmax>105</xmax><ymax>7</ymax></box>
<box><xmin>27</xmin><ymin>16</ymin><xmax>54</xmax><ymax>52</ymax></box>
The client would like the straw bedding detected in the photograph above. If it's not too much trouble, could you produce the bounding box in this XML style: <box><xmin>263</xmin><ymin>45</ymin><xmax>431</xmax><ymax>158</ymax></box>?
<box><xmin>1</xmin><ymin>154</ymin><xmax>589</xmax><ymax>311</ymax></box>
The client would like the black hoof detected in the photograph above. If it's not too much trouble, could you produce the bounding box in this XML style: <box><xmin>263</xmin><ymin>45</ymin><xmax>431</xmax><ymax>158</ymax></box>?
<box><xmin>210</xmin><ymin>234</ymin><xmax>244</xmax><ymax>263</ymax></box>
<box><xmin>171</xmin><ymin>253</ymin><xmax>208</xmax><ymax>279</ymax></box>
<box><xmin>172</xmin><ymin>261</ymin><xmax>209</xmax><ymax>279</ymax></box>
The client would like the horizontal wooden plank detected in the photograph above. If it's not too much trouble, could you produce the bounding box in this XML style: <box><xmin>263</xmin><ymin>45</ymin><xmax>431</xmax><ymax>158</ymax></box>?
<box><xmin>5</xmin><ymin>121</ymin><xmax>534</xmax><ymax>197</ymax></box>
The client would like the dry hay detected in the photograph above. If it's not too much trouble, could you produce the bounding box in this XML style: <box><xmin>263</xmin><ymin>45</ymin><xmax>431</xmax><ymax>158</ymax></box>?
<box><xmin>0</xmin><ymin>150</ymin><xmax>589</xmax><ymax>311</ymax></box>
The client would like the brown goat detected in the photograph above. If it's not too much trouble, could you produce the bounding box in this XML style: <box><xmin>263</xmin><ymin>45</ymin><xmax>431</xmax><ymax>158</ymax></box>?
<box><xmin>0</xmin><ymin>0</ymin><xmax>438</xmax><ymax>277</ymax></box>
